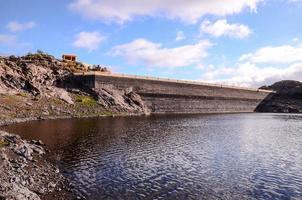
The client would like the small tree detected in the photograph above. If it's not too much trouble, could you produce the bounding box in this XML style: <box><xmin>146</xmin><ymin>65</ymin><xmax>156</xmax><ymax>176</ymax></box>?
<box><xmin>36</xmin><ymin>49</ymin><xmax>45</xmax><ymax>55</ymax></box>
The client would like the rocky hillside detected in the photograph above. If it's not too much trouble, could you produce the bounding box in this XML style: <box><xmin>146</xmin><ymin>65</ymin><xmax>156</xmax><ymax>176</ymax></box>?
<box><xmin>256</xmin><ymin>80</ymin><xmax>302</xmax><ymax>113</ymax></box>
<box><xmin>0</xmin><ymin>52</ymin><xmax>149</xmax><ymax>123</ymax></box>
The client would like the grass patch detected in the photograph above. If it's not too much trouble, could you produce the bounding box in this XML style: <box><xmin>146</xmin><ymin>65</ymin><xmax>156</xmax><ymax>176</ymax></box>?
<box><xmin>100</xmin><ymin>111</ymin><xmax>114</xmax><ymax>116</ymax></box>
<box><xmin>0</xmin><ymin>140</ymin><xmax>9</xmax><ymax>148</ymax></box>
<box><xmin>50</xmin><ymin>98</ymin><xmax>64</xmax><ymax>106</ymax></box>
<box><xmin>16</xmin><ymin>92</ymin><xmax>28</xmax><ymax>98</ymax></box>
<box><xmin>0</xmin><ymin>112</ymin><xmax>17</xmax><ymax>120</ymax></box>
<box><xmin>75</xmin><ymin>95</ymin><xmax>97</xmax><ymax>107</ymax></box>
<box><xmin>3</xmin><ymin>95</ymin><xmax>18</xmax><ymax>102</ymax></box>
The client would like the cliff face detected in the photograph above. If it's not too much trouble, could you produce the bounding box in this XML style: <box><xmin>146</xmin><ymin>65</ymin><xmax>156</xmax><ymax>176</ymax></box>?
<box><xmin>0</xmin><ymin>53</ymin><xmax>148</xmax><ymax>122</ymax></box>
<box><xmin>0</xmin><ymin>53</ymin><xmax>69</xmax><ymax>96</ymax></box>
<box><xmin>256</xmin><ymin>80</ymin><xmax>302</xmax><ymax>113</ymax></box>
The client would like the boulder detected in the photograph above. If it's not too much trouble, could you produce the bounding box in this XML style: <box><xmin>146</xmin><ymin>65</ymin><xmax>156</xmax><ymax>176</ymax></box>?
<box><xmin>58</xmin><ymin>90</ymin><xmax>74</xmax><ymax>105</ymax></box>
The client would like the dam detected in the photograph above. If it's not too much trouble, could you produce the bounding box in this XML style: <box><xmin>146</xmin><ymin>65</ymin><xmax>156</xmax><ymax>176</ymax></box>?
<box><xmin>75</xmin><ymin>72</ymin><xmax>273</xmax><ymax>114</ymax></box>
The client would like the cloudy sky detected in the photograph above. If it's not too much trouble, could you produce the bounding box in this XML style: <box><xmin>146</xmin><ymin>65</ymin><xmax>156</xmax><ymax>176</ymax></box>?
<box><xmin>1</xmin><ymin>0</ymin><xmax>302</xmax><ymax>87</ymax></box>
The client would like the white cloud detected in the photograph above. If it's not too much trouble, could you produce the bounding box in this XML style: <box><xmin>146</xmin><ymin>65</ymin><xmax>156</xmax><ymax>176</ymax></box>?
<box><xmin>201</xmin><ymin>62</ymin><xmax>302</xmax><ymax>87</ymax></box>
<box><xmin>288</xmin><ymin>0</ymin><xmax>302</xmax><ymax>2</ymax></box>
<box><xmin>175</xmin><ymin>31</ymin><xmax>185</xmax><ymax>41</ymax></box>
<box><xmin>292</xmin><ymin>37</ymin><xmax>300</xmax><ymax>43</ymax></box>
<box><xmin>200</xmin><ymin>19</ymin><xmax>251</xmax><ymax>39</ymax></box>
<box><xmin>240</xmin><ymin>43</ymin><xmax>302</xmax><ymax>64</ymax></box>
<box><xmin>69</xmin><ymin>0</ymin><xmax>262</xmax><ymax>24</ymax></box>
<box><xmin>72</xmin><ymin>31</ymin><xmax>105</xmax><ymax>51</ymax></box>
<box><xmin>201</xmin><ymin>43</ymin><xmax>302</xmax><ymax>87</ymax></box>
<box><xmin>110</xmin><ymin>39</ymin><xmax>212</xmax><ymax>68</ymax></box>
<box><xmin>0</xmin><ymin>34</ymin><xmax>32</xmax><ymax>55</ymax></box>
<box><xmin>6</xmin><ymin>21</ymin><xmax>36</xmax><ymax>32</ymax></box>
<box><xmin>0</xmin><ymin>34</ymin><xmax>17</xmax><ymax>44</ymax></box>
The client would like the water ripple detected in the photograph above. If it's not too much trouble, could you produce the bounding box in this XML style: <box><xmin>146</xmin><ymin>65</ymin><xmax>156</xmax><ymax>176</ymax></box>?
<box><xmin>3</xmin><ymin>113</ymin><xmax>302</xmax><ymax>199</ymax></box>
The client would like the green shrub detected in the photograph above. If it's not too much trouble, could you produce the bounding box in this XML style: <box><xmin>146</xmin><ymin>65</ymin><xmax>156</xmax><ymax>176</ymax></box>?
<box><xmin>24</xmin><ymin>50</ymin><xmax>54</xmax><ymax>61</ymax></box>
<box><xmin>75</xmin><ymin>95</ymin><xmax>97</xmax><ymax>106</ymax></box>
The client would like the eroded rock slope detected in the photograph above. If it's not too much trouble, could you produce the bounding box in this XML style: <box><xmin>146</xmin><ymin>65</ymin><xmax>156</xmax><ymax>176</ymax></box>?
<box><xmin>0</xmin><ymin>52</ymin><xmax>149</xmax><ymax>122</ymax></box>
<box><xmin>256</xmin><ymin>80</ymin><xmax>302</xmax><ymax>113</ymax></box>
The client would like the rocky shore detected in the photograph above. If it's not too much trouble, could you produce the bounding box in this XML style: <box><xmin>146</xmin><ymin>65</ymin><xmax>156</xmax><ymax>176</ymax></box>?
<box><xmin>0</xmin><ymin>131</ymin><xmax>74</xmax><ymax>200</ymax></box>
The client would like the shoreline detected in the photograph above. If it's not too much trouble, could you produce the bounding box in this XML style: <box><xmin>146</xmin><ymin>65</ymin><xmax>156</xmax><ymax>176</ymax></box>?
<box><xmin>0</xmin><ymin>112</ymin><xmax>145</xmax><ymax>127</ymax></box>
<box><xmin>0</xmin><ymin>113</ymin><xmax>142</xmax><ymax>200</ymax></box>
<box><xmin>0</xmin><ymin>130</ymin><xmax>74</xmax><ymax>200</ymax></box>
<box><xmin>0</xmin><ymin>111</ymin><xmax>148</xmax><ymax>200</ymax></box>
<box><xmin>0</xmin><ymin>111</ymin><xmax>287</xmax><ymax>128</ymax></box>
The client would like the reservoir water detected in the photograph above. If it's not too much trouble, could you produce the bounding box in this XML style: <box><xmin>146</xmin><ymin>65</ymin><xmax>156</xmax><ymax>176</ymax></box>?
<box><xmin>3</xmin><ymin>113</ymin><xmax>302</xmax><ymax>200</ymax></box>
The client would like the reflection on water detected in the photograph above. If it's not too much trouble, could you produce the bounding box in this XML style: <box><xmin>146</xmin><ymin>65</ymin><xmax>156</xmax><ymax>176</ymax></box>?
<box><xmin>3</xmin><ymin>113</ymin><xmax>302</xmax><ymax>200</ymax></box>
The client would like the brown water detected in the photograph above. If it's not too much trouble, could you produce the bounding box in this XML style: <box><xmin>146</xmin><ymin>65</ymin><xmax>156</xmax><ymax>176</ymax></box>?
<box><xmin>3</xmin><ymin>113</ymin><xmax>302</xmax><ymax>200</ymax></box>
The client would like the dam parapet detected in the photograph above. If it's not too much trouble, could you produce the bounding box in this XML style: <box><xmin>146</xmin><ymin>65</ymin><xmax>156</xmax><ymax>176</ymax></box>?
<box><xmin>75</xmin><ymin>72</ymin><xmax>273</xmax><ymax>114</ymax></box>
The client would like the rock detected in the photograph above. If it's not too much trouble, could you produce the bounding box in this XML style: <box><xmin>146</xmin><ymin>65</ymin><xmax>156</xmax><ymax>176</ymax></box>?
<box><xmin>5</xmin><ymin>183</ymin><xmax>40</xmax><ymax>200</ymax></box>
<box><xmin>21</xmin><ymin>181</ymin><xmax>27</xmax><ymax>186</ymax></box>
<box><xmin>48</xmin><ymin>182</ymin><xmax>56</xmax><ymax>188</ymax></box>
<box><xmin>42</xmin><ymin>110</ymin><xmax>49</xmax><ymax>115</ymax></box>
<box><xmin>0</xmin><ymin>53</ymin><xmax>71</xmax><ymax>97</ymax></box>
<box><xmin>91</xmin><ymin>85</ymin><xmax>149</xmax><ymax>114</ymax></box>
<box><xmin>31</xmin><ymin>145</ymin><xmax>45</xmax><ymax>155</ymax></box>
<box><xmin>15</xmin><ymin>144</ymin><xmax>34</xmax><ymax>161</ymax></box>
<box><xmin>26</xmin><ymin>102</ymin><xmax>33</xmax><ymax>106</ymax></box>
<box><xmin>30</xmin><ymin>140</ymin><xmax>44</xmax><ymax>146</ymax></box>
<box><xmin>35</xmin><ymin>187</ymin><xmax>46</xmax><ymax>195</ymax></box>
<box><xmin>37</xmin><ymin>116</ymin><xmax>43</xmax><ymax>120</ymax></box>
<box><xmin>256</xmin><ymin>80</ymin><xmax>302</xmax><ymax>113</ymax></box>
<box><xmin>2</xmin><ymin>132</ymin><xmax>45</xmax><ymax>161</ymax></box>
<box><xmin>0</xmin><ymin>152</ymin><xmax>8</xmax><ymax>161</ymax></box>
<box><xmin>0</xmin><ymin>105</ymin><xmax>10</xmax><ymax>110</ymax></box>
<box><xmin>2</xmin><ymin>132</ymin><xmax>20</xmax><ymax>143</ymax></box>
<box><xmin>57</xmin><ymin>89</ymin><xmax>74</xmax><ymax>105</ymax></box>
<box><xmin>29</xmin><ymin>177</ymin><xmax>34</xmax><ymax>184</ymax></box>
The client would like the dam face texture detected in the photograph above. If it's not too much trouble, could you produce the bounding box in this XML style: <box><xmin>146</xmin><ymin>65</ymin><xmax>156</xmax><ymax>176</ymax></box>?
<box><xmin>76</xmin><ymin>73</ymin><xmax>272</xmax><ymax>114</ymax></box>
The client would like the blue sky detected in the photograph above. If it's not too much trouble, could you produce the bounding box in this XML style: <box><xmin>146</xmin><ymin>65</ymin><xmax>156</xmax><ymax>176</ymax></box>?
<box><xmin>1</xmin><ymin>0</ymin><xmax>302</xmax><ymax>87</ymax></box>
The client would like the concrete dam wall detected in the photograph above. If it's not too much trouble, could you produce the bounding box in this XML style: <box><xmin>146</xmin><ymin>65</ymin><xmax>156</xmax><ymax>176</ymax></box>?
<box><xmin>76</xmin><ymin>72</ymin><xmax>273</xmax><ymax>114</ymax></box>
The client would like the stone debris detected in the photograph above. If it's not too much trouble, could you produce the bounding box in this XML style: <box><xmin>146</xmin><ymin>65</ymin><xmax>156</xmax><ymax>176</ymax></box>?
<box><xmin>0</xmin><ymin>131</ymin><xmax>67</xmax><ymax>200</ymax></box>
